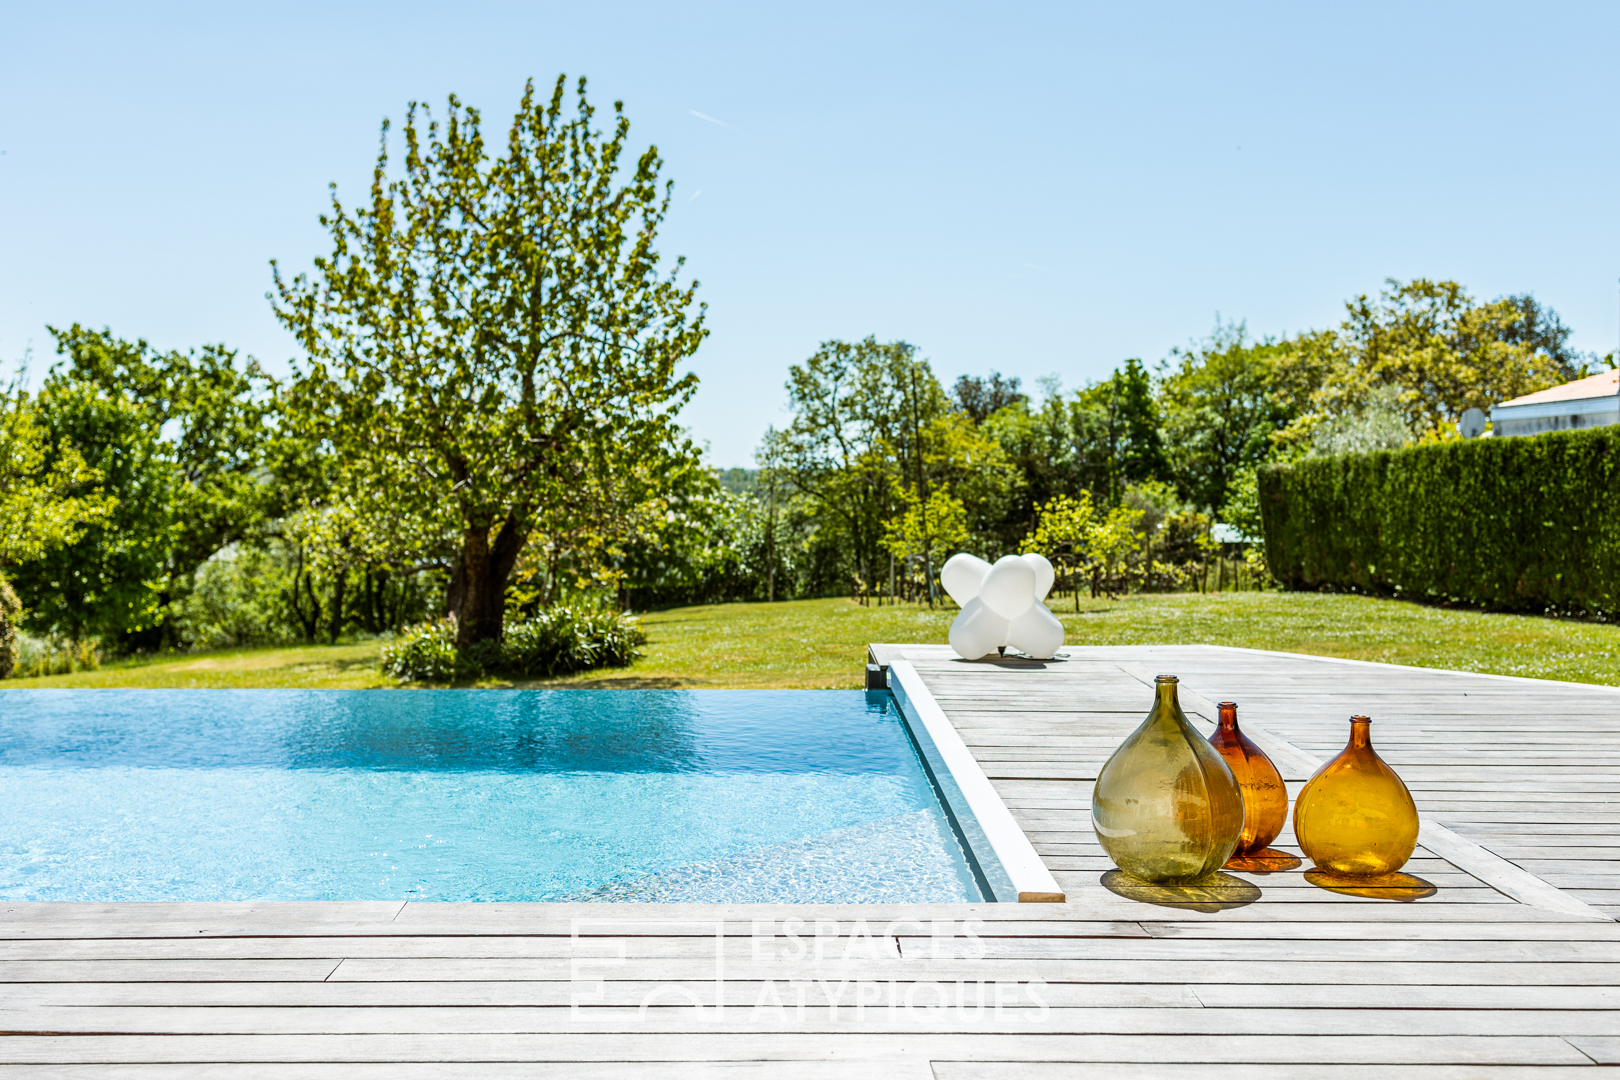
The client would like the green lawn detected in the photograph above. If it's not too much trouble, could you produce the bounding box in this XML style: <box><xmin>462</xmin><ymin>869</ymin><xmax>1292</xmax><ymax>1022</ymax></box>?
<box><xmin>14</xmin><ymin>641</ymin><xmax>394</xmax><ymax>689</ymax></box>
<box><xmin>11</xmin><ymin>592</ymin><xmax>1619</xmax><ymax>689</ymax></box>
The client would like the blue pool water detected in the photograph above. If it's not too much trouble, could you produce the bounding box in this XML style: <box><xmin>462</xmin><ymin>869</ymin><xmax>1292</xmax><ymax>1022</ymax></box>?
<box><xmin>0</xmin><ymin>690</ymin><xmax>984</xmax><ymax>903</ymax></box>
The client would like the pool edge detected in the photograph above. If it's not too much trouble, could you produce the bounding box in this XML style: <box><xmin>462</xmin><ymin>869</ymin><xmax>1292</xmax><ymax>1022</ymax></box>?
<box><xmin>885</xmin><ymin>659</ymin><xmax>1067</xmax><ymax>904</ymax></box>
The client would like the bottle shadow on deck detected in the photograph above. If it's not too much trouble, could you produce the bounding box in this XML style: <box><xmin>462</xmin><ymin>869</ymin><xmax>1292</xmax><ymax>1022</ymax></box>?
<box><xmin>1099</xmin><ymin>869</ymin><xmax>1262</xmax><ymax>913</ymax></box>
<box><xmin>1303</xmin><ymin>869</ymin><xmax>1438</xmax><ymax>901</ymax></box>
<box><xmin>1224</xmin><ymin>847</ymin><xmax>1303</xmax><ymax>874</ymax></box>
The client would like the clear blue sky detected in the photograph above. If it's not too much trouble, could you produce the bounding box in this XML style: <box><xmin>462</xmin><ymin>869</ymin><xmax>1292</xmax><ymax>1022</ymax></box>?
<box><xmin>3</xmin><ymin>1</ymin><xmax>1617</xmax><ymax>466</ymax></box>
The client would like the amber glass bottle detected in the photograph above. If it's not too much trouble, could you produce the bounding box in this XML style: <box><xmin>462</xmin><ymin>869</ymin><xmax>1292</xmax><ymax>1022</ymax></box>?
<box><xmin>1293</xmin><ymin>715</ymin><xmax>1419</xmax><ymax>877</ymax></box>
<box><xmin>1209</xmin><ymin>701</ymin><xmax>1287</xmax><ymax>859</ymax></box>
<box><xmin>1092</xmin><ymin>675</ymin><xmax>1244</xmax><ymax>884</ymax></box>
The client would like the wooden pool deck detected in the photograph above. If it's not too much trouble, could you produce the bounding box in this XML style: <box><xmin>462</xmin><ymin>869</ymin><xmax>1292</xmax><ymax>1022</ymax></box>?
<box><xmin>3</xmin><ymin>644</ymin><xmax>1619</xmax><ymax>1077</ymax></box>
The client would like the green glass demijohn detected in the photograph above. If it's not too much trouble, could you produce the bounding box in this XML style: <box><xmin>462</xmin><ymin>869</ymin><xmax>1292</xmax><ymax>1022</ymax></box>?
<box><xmin>1092</xmin><ymin>675</ymin><xmax>1245</xmax><ymax>884</ymax></box>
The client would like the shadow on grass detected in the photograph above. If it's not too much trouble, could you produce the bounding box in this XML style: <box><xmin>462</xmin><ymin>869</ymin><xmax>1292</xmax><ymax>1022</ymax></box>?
<box><xmin>511</xmin><ymin>675</ymin><xmax>696</xmax><ymax>690</ymax></box>
<box><xmin>1100</xmin><ymin>869</ymin><xmax>1262</xmax><ymax>912</ymax></box>
<box><xmin>319</xmin><ymin>655</ymin><xmax>389</xmax><ymax>674</ymax></box>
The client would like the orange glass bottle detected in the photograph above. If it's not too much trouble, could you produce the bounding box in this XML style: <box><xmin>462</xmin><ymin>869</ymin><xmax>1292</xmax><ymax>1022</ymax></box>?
<box><xmin>1092</xmin><ymin>675</ymin><xmax>1244</xmax><ymax>884</ymax></box>
<box><xmin>1209</xmin><ymin>701</ymin><xmax>1287</xmax><ymax>859</ymax></box>
<box><xmin>1293</xmin><ymin>715</ymin><xmax>1419</xmax><ymax>877</ymax></box>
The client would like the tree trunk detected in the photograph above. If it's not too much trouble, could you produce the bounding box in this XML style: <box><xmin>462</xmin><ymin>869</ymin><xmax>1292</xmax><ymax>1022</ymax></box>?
<box><xmin>455</xmin><ymin>514</ymin><xmax>528</xmax><ymax>646</ymax></box>
<box><xmin>446</xmin><ymin>558</ymin><xmax>465</xmax><ymax>620</ymax></box>
<box><xmin>291</xmin><ymin>559</ymin><xmax>322</xmax><ymax>643</ymax></box>
<box><xmin>327</xmin><ymin>568</ymin><xmax>347</xmax><ymax>644</ymax></box>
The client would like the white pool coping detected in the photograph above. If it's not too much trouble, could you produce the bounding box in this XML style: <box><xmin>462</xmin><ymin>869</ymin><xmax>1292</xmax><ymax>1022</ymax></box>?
<box><xmin>886</xmin><ymin>658</ymin><xmax>1066</xmax><ymax>903</ymax></box>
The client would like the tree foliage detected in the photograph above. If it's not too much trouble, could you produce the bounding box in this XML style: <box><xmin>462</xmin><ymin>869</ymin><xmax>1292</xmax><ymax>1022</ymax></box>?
<box><xmin>759</xmin><ymin>337</ymin><xmax>1019</xmax><ymax>599</ymax></box>
<box><xmin>14</xmin><ymin>135</ymin><xmax>1616</xmax><ymax>678</ymax></box>
<box><xmin>1337</xmin><ymin>279</ymin><xmax>1581</xmax><ymax>435</ymax></box>
<box><xmin>272</xmin><ymin>76</ymin><xmax>706</xmax><ymax>645</ymax></box>
<box><xmin>882</xmin><ymin>486</ymin><xmax>969</xmax><ymax>573</ymax></box>
<box><xmin>43</xmin><ymin>325</ymin><xmax>277</xmax><ymax>645</ymax></box>
<box><xmin>1025</xmin><ymin>492</ymin><xmax>1145</xmax><ymax>600</ymax></box>
<box><xmin>0</xmin><ymin>382</ymin><xmax>112</xmax><ymax>570</ymax></box>
<box><xmin>1160</xmin><ymin>323</ymin><xmax>1300</xmax><ymax>513</ymax></box>
<box><xmin>951</xmin><ymin>371</ymin><xmax>1026</xmax><ymax>423</ymax></box>
<box><xmin>8</xmin><ymin>377</ymin><xmax>174</xmax><ymax>642</ymax></box>
<box><xmin>1073</xmin><ymin>358</ymin><xmax>1168</xmax><ymax>504</ymax></box>
<box><xmin>758</xmin><ymin>337</ymin><xmax>943</xmax><ymax>594</ymax></box>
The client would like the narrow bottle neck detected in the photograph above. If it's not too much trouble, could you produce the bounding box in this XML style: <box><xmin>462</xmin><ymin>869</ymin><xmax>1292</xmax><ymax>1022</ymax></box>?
<box><xmin>1155</xmin><ymin>677</ymin><xmax>1179</xmax><ymax>709</ymax></box>
<box><xmin>1216</xmin><ymin>701</ymin><xmax>1238</xmax><ymax>733</ymax></box>
<box><xmin>1348</xmin><ymin>716</ymin><xmax>1373</xmax><ymax>750</ymax></box>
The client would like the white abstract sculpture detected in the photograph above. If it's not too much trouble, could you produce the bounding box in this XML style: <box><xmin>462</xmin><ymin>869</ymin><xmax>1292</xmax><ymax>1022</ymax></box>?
<box><xmin>941</xmin><ymin>552</ymin><xmax>1064</xmax><ymax>660</ymax></box>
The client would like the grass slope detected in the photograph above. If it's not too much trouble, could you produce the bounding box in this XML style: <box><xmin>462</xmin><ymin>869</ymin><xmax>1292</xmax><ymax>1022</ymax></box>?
<box><xmin>10</xmin><ymin>592</ymin><xmax>1619</xmax><ymax>690</ymax></box>
<box><xmin>14</xmin><ymin>642</ymin><xmax>392</xmax><ymax>690</ymax></box>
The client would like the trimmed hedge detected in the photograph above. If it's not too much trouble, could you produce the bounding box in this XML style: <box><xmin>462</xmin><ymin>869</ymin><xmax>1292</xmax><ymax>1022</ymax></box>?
<box><xmin>1258</xmin><ymin>426</ymin><xmax>1620</xmax><ymax>617</ymax></box>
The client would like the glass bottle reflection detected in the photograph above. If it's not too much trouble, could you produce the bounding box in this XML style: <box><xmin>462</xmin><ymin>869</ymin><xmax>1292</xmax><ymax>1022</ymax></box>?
<box><xmin>1092</xmin><ymin>675</ymin><xmax>1244</xmax><ymax>884</ymax></box>
<box><xmin>1293</xmin><ymin>715</ymin><xmax>1419</xmax><ymax>877</ymax></box>
<box><xmin>1209</xmin><ymin>701</ymin><xmax>1287</xmax><ymax>859</ymax></box>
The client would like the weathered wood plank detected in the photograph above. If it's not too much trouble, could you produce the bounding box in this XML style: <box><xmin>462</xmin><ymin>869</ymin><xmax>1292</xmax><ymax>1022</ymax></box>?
<box><xmin>0</xmin><ymin>1032</ymin><xmax>1593</xmax><ymax>1065</ymax></box>
<box><xmin>11</xmin><ymin>931</ymin><xmax>1619</xmax><ymax>964</ymax></box>
<box><xmin>931</xmin><ymin>1065</ymin><xmax>1607</xmax><ymax>1080</ymax></box>
<box><xmin>0</xmin><ymin>1066</ymin><xmax>930</xmax><ymax>1080</ymax></box>
<box><xmin>315</xmin><ymin>956</ymin><xmax>1620</xmax><ymax>985</ymax></box>
<box><xmin>7</xmin><ymin>1004</ymin><xmax>1620</xmax><ymax>1037</ymax></box>
<box><xmin>15</xmin><ymin>979</ymin><xmax>1616</xmax><ymax>1011</ymax></box>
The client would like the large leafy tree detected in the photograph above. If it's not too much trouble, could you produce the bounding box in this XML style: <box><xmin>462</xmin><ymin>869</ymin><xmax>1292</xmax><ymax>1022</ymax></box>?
<box><xmin>0</xmin><ymin>382</ymin><xmax>112</xmax><ymax>570</ymax></box>
<box><xmin>761</xmin><ymin>338</ymin><xmax>1017</xmax><ymax>600</ymax></box>
<box><xmin>1160</xmin><ymin>323</ymin><xmax>1300</xmax><ymax>512</ymax></box>
<box><xmin>272</xmin><ymin>76</ymin><xmax>706</xmax><ymax>645</ymax></box>
<box><xmin>9</xmin><ymin>377</ymin><xmax>174</xmax><ymax>642</ymax></box>
<box><xmin>45</xmin><ymin>325</ymin><xmax>277</xmax><ymax>645</ymax></box>
<box><xmin>951</xmin><ymin>372</ymin><xmax>1026</xmax><ymax>423</ymax></box>
<box><xmin>985</xmin><ymin>362</ymin><xmax>1169</xmax><ymax>549</ymax></box>
<box><xmin>1338</xmin><ymin>279</ymin><xmax>1583</xmax><ymax>434</ymax></box>
<box><xmin>0</xmin><ymin>382</ymin><xmax>112</xmax><ymax>676</ymax></box>
<box><xmin>1072</xmin><ymin>358</ymin><xmax>1169</xmax><ymax>505</ymax></box>
<box><xmin>760</xmin><ymin>338</ymin><xmax>947</xmax><ymax>596</ymax></box>
<box><xmin>982</xmin><ymin>394</ymin><xmax>1075</xmax><ymax>540</ymax></box>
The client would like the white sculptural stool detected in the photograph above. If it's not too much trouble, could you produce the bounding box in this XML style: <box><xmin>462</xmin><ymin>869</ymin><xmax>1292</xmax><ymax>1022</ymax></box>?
<box><xmin>940</xmin><ymin>551</ymin><xmax>1064</xmax><ymax>660</ymax></box>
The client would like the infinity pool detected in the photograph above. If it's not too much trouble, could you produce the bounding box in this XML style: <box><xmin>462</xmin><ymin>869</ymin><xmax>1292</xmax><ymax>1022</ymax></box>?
<box><xmin>0</xmin><ymin>690</ymin><xmax>984</xmax><ymax>903</ymax></box>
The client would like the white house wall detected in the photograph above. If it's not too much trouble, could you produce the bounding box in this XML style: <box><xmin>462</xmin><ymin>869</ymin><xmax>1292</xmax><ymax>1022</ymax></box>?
<box><xmin>1489</xmin><ymin>396</ymin><xmax>1620</xmax><ymax>438</ymax></box>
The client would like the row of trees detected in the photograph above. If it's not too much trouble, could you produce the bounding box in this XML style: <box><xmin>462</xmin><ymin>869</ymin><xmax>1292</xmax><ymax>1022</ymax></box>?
<box><xmin>1</xmin><ymin>76</ymin><xmax>1609</xmax><ymax>659</ymax></box>
<box><xmin>8</xmin><ymin>269</ymin><xmax>1591</xmax><ymax>654</ymax></box>
<box><xmin>621</xmin><ymin>278</ymin><xmax>1608</xmax><ymax>607</ymax></box>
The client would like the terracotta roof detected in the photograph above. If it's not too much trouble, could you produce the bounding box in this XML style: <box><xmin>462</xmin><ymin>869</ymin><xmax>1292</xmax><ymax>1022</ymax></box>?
<box><xmin>1496</xmin><ymin>368</ymin><xmax>1620</xmax><ymax>408</ymax></box>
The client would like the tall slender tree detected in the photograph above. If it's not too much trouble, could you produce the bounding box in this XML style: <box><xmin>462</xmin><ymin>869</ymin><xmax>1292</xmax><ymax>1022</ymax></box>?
<box><xmin>758</xmin><ymin>337</ymin><xmax>945</xmax><ymax>596</ymax></box>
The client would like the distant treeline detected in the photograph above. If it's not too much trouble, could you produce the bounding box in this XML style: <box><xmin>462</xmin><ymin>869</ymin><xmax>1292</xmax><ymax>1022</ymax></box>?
<box><xmin>0</xmin><ymin>275</ymin><xmax>1606</xmax><ymax>666</ymax></box>
<box><xmin>620</xmin><ymin>278</ymin><xmax>1607</xmax><ymax>608</ymax></box>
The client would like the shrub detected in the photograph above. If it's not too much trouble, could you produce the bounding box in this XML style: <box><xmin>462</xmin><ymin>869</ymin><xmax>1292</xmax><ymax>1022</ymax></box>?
<box><xmin>378</xmin><ymin>618</ymin><xmax>462</xmax><ymax>682</ymax></box>
<box><xmin>501</xmin><ymin>606</ymin><xmax>645</xmax><ymax>676</ymax></box>
<box><xmin>171</xmin><ymin>545</ymin><xmax>301</xmax><ymax>650</ymax></box>
<box><xmin>0</xmin><ymin>576</ymin><xmax>18</xmax><ymax>678</ymax></box>
<box><xmin>13</xmin><ymin>633</ymin><xmax>101</xmax><ymax>678</ymax></box>
<box><xmin>379</xmin><ymin>607</ymin><xmax>646</xmax><ymax>683</ymax></box>
<box><xmin>1258</xmin><ymin>426</ymin><xmax>1620</xmax><ymax>617</ymax></box>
